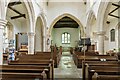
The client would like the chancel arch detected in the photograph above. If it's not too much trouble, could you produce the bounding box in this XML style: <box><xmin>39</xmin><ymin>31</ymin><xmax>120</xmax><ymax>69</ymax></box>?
<box><xmin>49</xmin><ymin>13</ymin><xmax>85</xmax><ymax>38</ymax></box>
<box><xmin>50</xmin><ymin>13</ymin><xmax>84</xmax><ymax>51</ymax></box>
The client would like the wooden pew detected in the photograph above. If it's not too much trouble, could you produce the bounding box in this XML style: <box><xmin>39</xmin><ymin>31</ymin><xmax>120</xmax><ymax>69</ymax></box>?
<box><xmin>72</xmin><ymin>51</ymin><xmax>99</xmax><ymax>67</ymax></box>
<box><xmin>15</xmin><ymin>53</ymin><xmax>55</xmax><ymax>68</ymax></box>
<box><xmin>13</xmin><ymin>53</ymin><xmax>54</xmax><ymax>79</ymax></box>
<box><xmin>16</xmin><ymin>54</ymin><xmax>51</xmax><ymax>59</ymax></box>
<box><xmin>35</xmin><ymin>52</ymin><xmax>51</xmax><ymax>54</ymax></box>
<box><xmin>11</xmin><ymin>51</ymin><xmax>55</xmax><ymax>79</ymax></box>
<box><xmin>77</xmin><ymin>55</ymin><xmax>117</xmax><ymax>68</ymax></box>
<box><xmin>0</xmin><ymin>65</ymin><xmax>47</xmax><ymax>80</ymax></box>
<box><xmin>18</xmin><ymin>51</ymin><xmax>60</xmax><ymax>68</ymax></box>
<box><xmin>87</xmin><ymin>66</ymin><xmax>120</xmax><ymax>80</ymax></box>
<box><xmin>9</xmin><ymin>60</ymin><xmax>54</xmax><ymax>79</ymax></box>
<box><xmin>82</xmin><ymin>61</ymin><xmax>120</xmax><ymax>80</ymax></box>
<box><xmin>35</xmin><ymin>47</ymin><xmax>62</xmax><ymax>68</ymax></box>
<box><xmin>92</xmin><ymin>74</ymin><xmax>120</xmax><ymax>80</ymax></box>
<box><xmin>73</xmin><ymin>51</ymin><xmax>98</xmax><ymax>56</ymax></box>
<box><xmin>1</xmin><ymin>72</ymin><xmax>44</xmax><ymax>80</ymax></box>
<box><xmin>53</xmin><ymin>46</ymin><xmax>62</xmax><ymax>68</ymax></box>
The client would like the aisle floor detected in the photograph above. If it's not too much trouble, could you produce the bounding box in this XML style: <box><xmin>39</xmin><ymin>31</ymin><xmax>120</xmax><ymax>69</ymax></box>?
<box><xmin>54</xmin><ymin>52</ymin><xmax>82</xmax><ymax>80</ymax></box>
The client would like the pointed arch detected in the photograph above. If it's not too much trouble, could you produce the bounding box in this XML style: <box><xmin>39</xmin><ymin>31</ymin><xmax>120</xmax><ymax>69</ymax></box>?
<box><xmin>34</xmin><ymin>17</ymin><xmax>43</xmax><ymax>52</ymax></box>
<box><xmin>86</xmin><ymin>10</ymin><xmax>96</xmax><ymax>26</ymax></box>
<box><xmin>49</xmin><ymin>13</ymin><xmax>84</xmax><ymax>37</ymax></box>
<box><xmin>96</xmin><ymin>1</ymin><xmax>111</xmax><ymax>31</ymax></box>
<box><xmin>86</xmin><ymin>10</ymin><xmax>96</xmax><ymax>38</ymax></box>
<box><xmin>34</xmin><ymin>13</ymin><xmax>47</xmax><ymax>51</ymax></box>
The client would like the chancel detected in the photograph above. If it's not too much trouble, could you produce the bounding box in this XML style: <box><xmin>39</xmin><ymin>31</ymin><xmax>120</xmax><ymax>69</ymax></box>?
<box><xmin>0</xmin><ymin>0</ymin><xmax>120</xmax><ymax>80</ymax></box>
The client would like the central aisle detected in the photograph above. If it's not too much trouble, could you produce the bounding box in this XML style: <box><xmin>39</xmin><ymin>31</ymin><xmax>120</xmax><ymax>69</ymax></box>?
<box><xmin>54</xmin><ymin>52</ymin><xmax>82</xmax><ymax>79</ymax></box>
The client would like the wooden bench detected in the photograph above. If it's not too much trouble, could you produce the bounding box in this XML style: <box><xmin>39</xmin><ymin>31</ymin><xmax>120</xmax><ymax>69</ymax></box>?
<box><xmin>87</xmin><ymin>66</ymin><xmax>120</xmax><ymax>80</ymax></box>
<box><xmin>0</xmin><ymin>65</ymin><xmax>47</xmax><ymax>80</ymax></box>
<box><xmin>35</xmin><ymin>47</ymin><xmax>61</xmax><ymax>64</ymax></box>
<box><xmin>17</xmin><ymin>51</ymin><xmax>61</xmax><ymax>68</ymax></box>
<box><xmin>52</xmin><ymin>46</ymin><xmax>62</xmax><ymax>68</ymax></box>
<box><xmin>9</xmin><ymin>60</ymin><xmax>54</xmax><ymax>79</ymax></box>
<box><xmin>82</xmin><ymin>61</ymin><xmax>120</xmax><ymax>80</ymax></box>
<box><xmin>72</xmin><ymin>51</ymin><xmax>99</xmax><ymax>67</ymax></box>
<box><xmin>1</xmin><ymin>72</ymin><xmax>44</xmax><ymax>80</ymax></box>
<box><xmin>16</xmin><ymin>54</ymin><xmax>51</xmax><ymax>59</ymax></box>
<box><xmin>92</xmin><ymin>74</ymin><xmax>120</xmax><ymax>80</ymax></box>
<box><xmin>76</xmin><ymin>55</ymin><xmax>117</xmax><ymax>68</ymax></box>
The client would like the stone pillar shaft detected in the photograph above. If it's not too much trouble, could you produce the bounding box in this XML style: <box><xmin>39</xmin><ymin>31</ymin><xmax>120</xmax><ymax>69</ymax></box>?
<box><xmin>0</xmin><ymin>19</ymin><xmax>7</xmax><ymax>65</ymax></box>
<box><xmin>28</xmin><ymin>32</ymin><xmax>35</xmax><ymax>54</ymax></box>
<box><xmin>97</xmin><ymin>31</ymin><xmax>105</xmax><ymax>55</ymax></box>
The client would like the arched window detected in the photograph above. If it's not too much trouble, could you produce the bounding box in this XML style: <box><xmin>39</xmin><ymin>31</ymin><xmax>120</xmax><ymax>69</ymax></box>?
<box><xmin>110</xmin><ymin>29</ymin><xmax>115</xmax><ymax>42</ymax></box>
<box><xmin>62</xmin><ymin>32</ymin><xmax>70</xmax><ymax>44</ymax></box>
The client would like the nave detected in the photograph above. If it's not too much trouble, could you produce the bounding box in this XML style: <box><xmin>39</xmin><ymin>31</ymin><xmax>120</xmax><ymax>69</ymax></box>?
<box><xmin>0</xmin><ymin>0</ymin><xmax>120</xmax><ymax>80</ymax></box>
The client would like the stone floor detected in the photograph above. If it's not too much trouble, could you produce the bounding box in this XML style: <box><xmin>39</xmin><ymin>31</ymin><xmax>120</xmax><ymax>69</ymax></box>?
<box><xmin>54</xmin><ymin>52</ymin><xmax>82</xmax><ymax>80</ymax></box>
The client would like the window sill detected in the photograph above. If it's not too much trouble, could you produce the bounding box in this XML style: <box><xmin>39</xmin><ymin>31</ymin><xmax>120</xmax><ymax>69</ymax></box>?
<box><xmin>62</xmin><ymin>43</ymin><xmax>70</xmax><ymax>44</ymax></box>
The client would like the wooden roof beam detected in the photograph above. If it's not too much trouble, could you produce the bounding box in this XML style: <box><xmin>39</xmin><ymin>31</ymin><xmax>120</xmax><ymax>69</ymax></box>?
<box><xmin>11</xmin><ymin>14</ymin><xmax>26</xmax><ymax>19</ymax></box>
<box><xmin>109</xmin><ymin>7</ymin><xmax>119</xmax><ymax>14</ymax></box>
<box><xmin>108</xmin><ymin>14</ymin><xmax>120</xmax><ymax>19</ymax></box>
<box><xmin>8</xmin><ymin>2</ymin><xmax>22</xmax><ymax>6</ymax></box>
<box><xmin>8</xmin><ymin>6</ymin><xmax>26</xmax><ymax>19</ymax></box>
<box><xmin>108</xmin><ymin>3</ymin><xmax>120</xmax><ymax>19</ymax></box>
<box><xmin>112</xmin><ymin>3</ymin><xmax>120</xmax><ymax>7</ymax></box>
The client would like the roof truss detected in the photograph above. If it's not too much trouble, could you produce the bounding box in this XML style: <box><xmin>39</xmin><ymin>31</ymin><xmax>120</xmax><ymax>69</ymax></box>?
<box><xmin>8</xmin><ymin>2</ymin><xmax>26</xmax><ymax>19</ymax></box>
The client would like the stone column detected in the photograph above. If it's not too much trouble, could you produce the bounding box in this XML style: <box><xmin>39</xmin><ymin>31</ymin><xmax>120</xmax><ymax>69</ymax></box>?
<box><xmin>27</xmin><ymin>32</ymin><xmax>35</xmax><ymax>54</ymax></box>
<box><xmin>0</xmin><ymin>19</ymin><xmax>7</xmax><ymax>65</ymax></box>
<box><xmin>43</xmin><ymin>35</ymin><xmax>46</xmax><ymax>51</ymax></box>
<box><xmin>97</xmin><ymin>31</ymin><xmax>105</xmax><ymax>55</ymax></box>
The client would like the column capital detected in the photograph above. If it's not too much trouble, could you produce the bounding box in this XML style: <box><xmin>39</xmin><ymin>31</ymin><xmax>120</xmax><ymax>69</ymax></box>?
<box><xmin>96</xmin><ymin>31</ymin><xmax>105</xmax><ymax>35</ymax></box>
<box><xmin>0</xmin><ymin>19</ymin><xmax>7</xmax><ymax>29</ymax></box>
<box><xmin>27</xmin><ymin>32</ymin><xmax>35</xmax><ymax>36</ymax></box>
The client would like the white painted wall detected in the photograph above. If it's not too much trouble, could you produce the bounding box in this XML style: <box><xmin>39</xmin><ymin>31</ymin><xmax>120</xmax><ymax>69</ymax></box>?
<box><xmin>105</xmin><ymin>18</ymin><xmax>118</xmax><ymax>51</ymax></box>
<box><xmin>6</xmin><ymin>19</ymin><xmax>28</xmax><ymax>40</ymax></box>
<box><xmin>47</xmin><ymin>2</ymin><xmax>86</xmax><ymax>28</ymax></box>
<box><xmin>52</xmin><ymin>28</ymin><xmax>79</xmax><ymax>48</ymax></box>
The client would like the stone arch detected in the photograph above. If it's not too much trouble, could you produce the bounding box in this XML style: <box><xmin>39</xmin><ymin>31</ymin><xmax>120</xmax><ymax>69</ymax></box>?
<box><xmin>96</xmin><ymin>0</ymin><xmax>111</xmax><ymax>54</ymax></box>
<box><xmin>34</xmin><ymin>13</ymin><xmax>47</xmax><ymax>51</ymax></box>
<box><xmin>34</xmin><ymin>13</ymin><xmax>47</xmax><ymax>36</ymax></box>
<box><xmin>34</xmin><ymin>16</ymin><xmax>46</xmax><ymax>52</ymax></box>
<box><xmin>115</xmin><ymin>22</ymin><xmax>120</xmax><ymax>30</ymax></box>
<box><xmin>96</xmin><ymin>1</ymin><xmax>111</xmax><ymax>31</ymax></box>
<box><xmin>39</xmin><ymin>14</ymin><xmax>47</xmax><ymax>51</ymax></box>
<box><xmin>49</xmin><ymin>13</ymin><xmax>84</xmax><ymax>37</ymax></box>
<box><xmin>115</xmin><ymin>22</ymin><xmax>120</xmax><ymax>49</ymax></box>
<box><xmin>86</xmin><ymin>10</ymin><xmax>96</xmax><ymax>38</ymax></box>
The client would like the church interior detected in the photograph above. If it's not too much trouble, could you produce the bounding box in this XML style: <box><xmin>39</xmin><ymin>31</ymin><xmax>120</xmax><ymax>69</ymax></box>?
<box><xmin>0</xmin><ymin>0</ymin><xmax>120</xmax><ymax>80</ymax></box>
